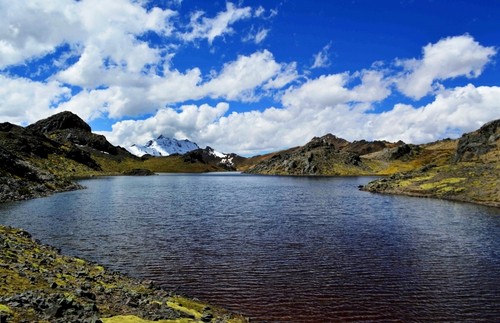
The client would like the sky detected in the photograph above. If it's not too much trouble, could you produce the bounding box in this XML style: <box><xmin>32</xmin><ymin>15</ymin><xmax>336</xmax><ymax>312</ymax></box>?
<box><xmin>0</xmin><ymin>0</ymin><xmax>499</xmax><ymax>156</ymax></box>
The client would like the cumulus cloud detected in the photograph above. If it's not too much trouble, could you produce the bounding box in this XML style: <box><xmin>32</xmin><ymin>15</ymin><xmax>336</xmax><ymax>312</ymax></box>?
<box><xmin>369</xmin><ymin>84</ymin><xmax>500</xmax><ymax>143</ymax></box>
<box><xmin>179</xmin><ymin>2</ymin><xmax>252</xmax><ymax>44</ymax></box>
<box><xmin>282</xmin><ymin>70</ymin><xmax>390</xmax><ymax>109</ymax></box>
<box><xmin>0</xmin><ymin>75</ymin><xmax>70</xmax><ymax>124</ymax></box>
<box><xmin>1</xmin><ymin>1</ymin><xmax>499</xmax><ymax>157</ymax></box>
<box><xmin>0</xmin><ymin>0</ymin><xmax>176</xmax><ymax>69</ymax></box>
<box><xmin>102</xmin><ymin>103</ymin><xmax>230</xmax><ymax>148</ymax></box>
<box><xmin>103</xmin><ymin>84</ymin><xmax>500</xmax><ymax>155</ymax></box>
<box><xmin>396</xmin><ymin>35</ymin><xmax>497</xmax><ymax>99</ymax></box>
<box><xmin>202</xmin><ymin>50</ymin><xmax>295</xmax><ymax>101</ymax></box>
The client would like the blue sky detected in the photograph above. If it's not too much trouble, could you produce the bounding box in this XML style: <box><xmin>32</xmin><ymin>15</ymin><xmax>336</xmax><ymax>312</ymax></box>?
<box><xmin>0</xmin><ymin>0</ymin><xmax>499</xmax><ymax>155</ymax></box>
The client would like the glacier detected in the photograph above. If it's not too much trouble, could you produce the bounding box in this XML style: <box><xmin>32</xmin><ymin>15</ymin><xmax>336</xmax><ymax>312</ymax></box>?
<box><xmin>128</xmin><ymin>135</ymin><xmax>200</xmax><ymax>157</ymax></box>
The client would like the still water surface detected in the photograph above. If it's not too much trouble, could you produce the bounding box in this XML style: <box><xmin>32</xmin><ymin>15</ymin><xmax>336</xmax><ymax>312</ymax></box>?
<box><xmin>1</xmin><ymin>173</ymin><xmax>499</xmax><ymax>322</ymax></box>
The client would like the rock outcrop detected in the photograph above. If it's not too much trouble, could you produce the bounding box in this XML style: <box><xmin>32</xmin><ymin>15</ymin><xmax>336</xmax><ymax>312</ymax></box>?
<box><xmin>245</xmin><ymin>134</ymin><xmax>403</xmax><ymax>175</ymax></box>
<box><xmin>27</xmin><ymin>111</ymin><xmax>92</xmax><ymax>134</ymax></box>
<box><xmin>362</xmin><ymin>119</ymin><xmax>500</xmax><ymax>207</ymax></box>
<box><xmin>0</xmin><ymin>122</ymin><xmax>85</xmax><ymax>203</ymax></box>
<box><xmin>28</xmin><ymin>112</ymin><xmax>132</xmax><ymax>158</ymax></box>
<box><xmin>454</xmin><ymin>119</ymin><xmax>500</xmax><ymax>162</ymax></box>
<box><xmin>0</xmin><ymin>112</ymin><xmax>142</xmax><ymax>202</ymax></box>
<box><xmin>183</xmin><ymin>147</ymin><xmax>245</xmax><ymax>171</ymax></box>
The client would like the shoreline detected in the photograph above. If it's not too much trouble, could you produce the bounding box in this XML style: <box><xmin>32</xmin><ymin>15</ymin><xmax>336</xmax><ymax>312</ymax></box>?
<box><xmin>0</xmin><ymin>225</ymin><xmax>247</xmax><ymax>322</ymax></box>
<box><xmin>360</xmin><ymin>186</ymin><xmax>500</xmax><ymax>209</ymax></box>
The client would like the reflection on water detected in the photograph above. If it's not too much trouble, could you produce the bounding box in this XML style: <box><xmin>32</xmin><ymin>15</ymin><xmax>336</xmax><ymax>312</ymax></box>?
<box><xmin>1</xmin><ymin>174</ymin><xmax>499</xmax><ymax>322</ymax></box>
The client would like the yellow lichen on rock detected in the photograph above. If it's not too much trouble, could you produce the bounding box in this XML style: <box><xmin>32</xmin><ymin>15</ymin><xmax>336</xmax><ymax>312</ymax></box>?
<box><xmin>101</xmin><ymin>315</ymin><xmax>195</xmax><ymax>323</ymax></box>
<box><xmin>0</xmin><ymin>304</ymin><xmax>13</xmax><ymax>314</ymax></box>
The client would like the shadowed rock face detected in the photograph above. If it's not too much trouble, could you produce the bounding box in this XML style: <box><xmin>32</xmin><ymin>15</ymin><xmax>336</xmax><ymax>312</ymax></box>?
<box><xmin>0</xmin><ymin>112</ymin><xmax>117</xmax><ymax>202</ymax></box>
<box><xmin>27</xmin><ymin>111</ymin><xmax>92</xmax><ymax>134</ymax></box>
<box><xmin>455</xmin><ymin>119</ymin><xmax>500</xmax><ymax>162</ymax></box>
<box><xmin>28</xmin><ymin>112</ymin><xmax>133</xmax><ymax>158</ymax></box>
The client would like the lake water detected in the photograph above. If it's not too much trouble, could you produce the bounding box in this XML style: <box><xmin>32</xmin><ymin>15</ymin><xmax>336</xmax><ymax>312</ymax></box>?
<box><xmin>1</xmin><ymin>173</ymin><xmax>499</xmax><ymax>322</ymax></box>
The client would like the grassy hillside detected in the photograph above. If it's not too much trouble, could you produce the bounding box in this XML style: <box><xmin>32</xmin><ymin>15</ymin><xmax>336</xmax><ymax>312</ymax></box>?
<box><xmin>362</xmin><ymin>120</ymin><xmax>499</xmax><ymax>207</ymax></box>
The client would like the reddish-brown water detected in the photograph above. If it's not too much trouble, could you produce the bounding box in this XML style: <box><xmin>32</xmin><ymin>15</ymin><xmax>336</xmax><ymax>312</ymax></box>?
<box><xmin>1</xmin><ymin>174</ymin><xmax>499</xmax><ymax>322</ymax></box>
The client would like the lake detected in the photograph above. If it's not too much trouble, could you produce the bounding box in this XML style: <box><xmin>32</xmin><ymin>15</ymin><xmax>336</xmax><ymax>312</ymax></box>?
<box><xmin>0</xmin><ymin>173</ymin><xmax>499</xmax><ymax>322</ymax></box>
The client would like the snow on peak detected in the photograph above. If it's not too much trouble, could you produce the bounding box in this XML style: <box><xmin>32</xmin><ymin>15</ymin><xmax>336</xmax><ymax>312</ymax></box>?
<box><xmin>127</xmin><ymin>136</ymin><xmax>200</xmax><ymax>157</ymax></box>
<box><xmin>208</xmin><ymin>147</ymin><xmax>235</xmax><ymax>166</ymax></box>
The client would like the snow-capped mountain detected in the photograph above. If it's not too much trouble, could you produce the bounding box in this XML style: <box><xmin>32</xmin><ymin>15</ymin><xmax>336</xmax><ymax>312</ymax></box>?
<box><xmin>128</xmin><ymin>135</ymin><xmax>200</xmax><ymax>157</ymax></box>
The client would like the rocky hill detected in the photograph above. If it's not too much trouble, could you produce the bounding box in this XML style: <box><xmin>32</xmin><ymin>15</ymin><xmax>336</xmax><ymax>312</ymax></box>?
<box><xmin>0</xmin><ymin>112</ymin><xmax>247</xmax><ymax>202</ymax></box>
<box><xmin>244</xmin><ymin>120</ymin><xmax>499</xmax><ymax>207</ymax></box>
<box><xmin>28</xmin><ymin>112</ymin><xmax>133</xmax><ymax>159</ymax></box>
<box><xmin>244</xmin><ymin>134</ymin><xmax>410</xmax><ymax>175</ymax></box>
<box><xmin>362</xmin><ymin>119</ymin><xmax>500</xmax><ymax>207</ymax></box>
<box><xmin>0</xmin><ymin>121</ymin><xmax>86</xmax><ymax>202</ymax></box>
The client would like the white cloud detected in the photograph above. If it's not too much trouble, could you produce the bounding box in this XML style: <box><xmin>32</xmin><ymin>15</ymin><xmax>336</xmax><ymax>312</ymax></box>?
<box><xmin>254</xmin><ymin>28</ymin><xmax>269</xmax><ymax>44</ymax></box>
<box><xmin>281</xmin><ymin>70</ymin><xmax>390</xmax><ymax>109</ymax></box>
<box><xmin>369</xmin><ymin>84</ymin><xmax>500</xmax><ymax>143</ymax></box>
<box><xmin>243</xmin><ymin>27</ymin><xmax>269</xmax><ymax>44</ymax></box>
<box><xmin>1</xmin><ymin>1</ymin><xmax>498</xmax><ymax>157</ymax></box>
<box><xmin>202</xmin><ymin>50</ymin><xmax>296</xmax><ymax>101</ymax></box>
<box><xmin>102</xmin><ymin>103</ymin><xmax>230</xmax><ymax>148</ymax></box>
<box><xmin>263</xmin><ymin>62</ymin><xmax>299</xmax><ymax>90</ymax></box>
<box><xmin>0</xmin><ymin>1</ymin><xmax>294</xmax><ymax>124</ymax></box>
<box><xmin>0</xmin><ymin>0</ymin><xmax>81</xmax><ymax>68</ymax></box>
<box><xmin>56</xmin><ymin>50</ymin><xmax>298</xmax><ymax>118</ymax></box>
<box><xmin>255</xmin><ymin>6</ymin><xmax>265</xmax><ymax>18</ymax></box>
<box><xmin>0</xmin><ymin>75</ymin><xmax>70</xmax><ymax>124</ymax></box>
<box><xmin>179</xmin><ymin>2</ymin><xmax>252</xmax><ymax>44</ymax></box>
<box><xmin>396</xmin><ymin>35</ymin><xmax>497</xmax><ymax>99</ymax></box>
<box><xmin>0</xmin><ymin>0</ymin><xmax>176</xmax><ymax>69</ymax></box>
<box><xmin>103</xmin><ymin>84</ymin><xmax>500</xmax><ymax>155</ymax></box>
<box><xmin>312</xmin><ymin>43</ymin><xmax>332</xmax><ymax>69</ymax></box>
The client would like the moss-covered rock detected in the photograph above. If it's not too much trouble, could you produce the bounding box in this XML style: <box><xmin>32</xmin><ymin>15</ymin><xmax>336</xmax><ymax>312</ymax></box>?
<box><xmin>0</xmin><ymin>225</ymin><xmax>247</xmax><ymax>323</ymax></box>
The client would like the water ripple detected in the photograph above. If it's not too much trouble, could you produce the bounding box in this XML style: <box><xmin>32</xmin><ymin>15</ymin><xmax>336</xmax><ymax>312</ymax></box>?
<box><xmin>0</xmin><ymin>174</ymin><xmax>499</xmax><ymax>322</ymax></box>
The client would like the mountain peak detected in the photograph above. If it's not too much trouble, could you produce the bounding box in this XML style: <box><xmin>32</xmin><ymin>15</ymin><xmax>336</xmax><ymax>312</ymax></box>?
<box><xmin>128</xmin><ymin>136</ymin><xmax>200</xmax><ymax>157</ymax></box>
<box><xmin>27</xmin><ymin>111</ymin><xmax>91</xmax><ymax>134</ymax></box>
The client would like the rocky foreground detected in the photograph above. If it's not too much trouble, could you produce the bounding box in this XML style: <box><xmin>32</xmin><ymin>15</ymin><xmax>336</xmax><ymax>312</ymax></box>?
<box><xmin>0</xmin><ymin>225</ymin><xmax>246</xmax><ymax>323</ymax></box>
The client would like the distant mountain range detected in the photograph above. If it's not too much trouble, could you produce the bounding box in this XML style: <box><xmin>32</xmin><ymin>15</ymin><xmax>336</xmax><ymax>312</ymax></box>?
<box><xmin>127</xmin><ymin>135</ymin><xmax>240</xmax><ymax>168</ymax></box>
<box><xmin>128</xmin><ymin>136</ymin><xmax>200</xmax><ymax>157</ymax></box>
<box><xmin>0</xmin><ymin>111</ymin><xmax>498</xmax><ymax>207</ymax></box>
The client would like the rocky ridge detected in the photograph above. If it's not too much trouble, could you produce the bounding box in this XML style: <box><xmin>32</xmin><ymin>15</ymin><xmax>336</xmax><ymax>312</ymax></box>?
<box><xmin>245</xmin><ymin>134</ymin><xmax>405</xmax><ymax>175</ymax></box>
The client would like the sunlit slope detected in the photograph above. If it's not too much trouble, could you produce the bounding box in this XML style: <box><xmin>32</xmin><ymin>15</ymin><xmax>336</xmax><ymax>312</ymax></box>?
<box><xmin>363</xmin><ymin>119</ymin><xmax>500</xmax><ymax>207</ymax></box>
